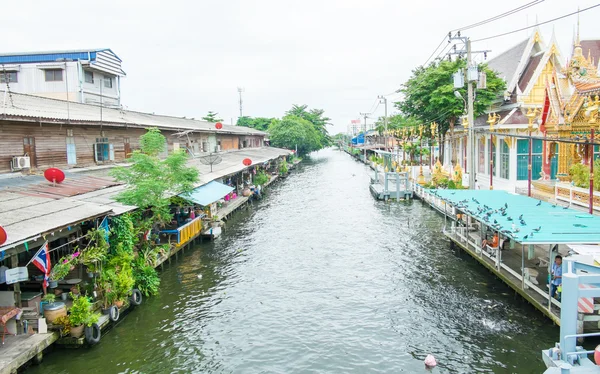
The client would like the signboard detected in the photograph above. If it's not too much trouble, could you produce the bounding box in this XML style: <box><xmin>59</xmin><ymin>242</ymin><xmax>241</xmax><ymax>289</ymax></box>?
<box><xmin>5</xmin><ymin>267</ymin><xmax>28</xmax><ymax>285</ymax></box>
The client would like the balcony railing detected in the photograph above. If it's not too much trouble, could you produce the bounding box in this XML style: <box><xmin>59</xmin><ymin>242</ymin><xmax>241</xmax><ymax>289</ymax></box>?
<box><xmin>159</xmin><ymin>216</ymin><xmax>203</xmax><ymax>247</ymax></box>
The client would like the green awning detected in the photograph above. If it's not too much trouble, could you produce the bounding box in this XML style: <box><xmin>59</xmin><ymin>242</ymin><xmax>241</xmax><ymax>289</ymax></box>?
<box><xmin>183</xmin><ymin>181</ymin><xmax>234</xmax><ymax>206</ymax></box>
<box><xmin>432</xmin><ymin>189</ymin><xmax>600</xmax><ymax>244</ymax></box>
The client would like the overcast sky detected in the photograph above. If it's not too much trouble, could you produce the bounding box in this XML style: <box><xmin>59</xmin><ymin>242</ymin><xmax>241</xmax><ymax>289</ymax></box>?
<box><xmin>4</xmin><ymin>0</ymin><xmax>600</xmax><ymax>134</ymax></box>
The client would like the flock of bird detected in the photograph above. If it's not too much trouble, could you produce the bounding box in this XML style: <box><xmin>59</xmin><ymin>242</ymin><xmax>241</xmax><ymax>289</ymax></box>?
<box><xmin>429</xmin><ymin>190</ymin><xmax>549</xmax><ymax>241</ymax></box>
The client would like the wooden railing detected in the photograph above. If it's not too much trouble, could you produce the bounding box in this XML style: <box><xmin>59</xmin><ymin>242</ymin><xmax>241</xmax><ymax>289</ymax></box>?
<box><xmin>177</xmin><ymin>217</ymin><xmax>202</xmax><ymax>247</ymax></box>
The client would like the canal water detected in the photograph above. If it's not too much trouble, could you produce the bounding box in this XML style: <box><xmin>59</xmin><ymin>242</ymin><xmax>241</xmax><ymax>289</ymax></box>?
<box><xmin>28</xmin><ymin>149</ymin><xmax>557</xmax><ymax>373</ymax></box>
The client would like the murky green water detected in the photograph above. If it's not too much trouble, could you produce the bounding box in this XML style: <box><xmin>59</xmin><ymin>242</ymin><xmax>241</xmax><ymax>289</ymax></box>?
<box><xmin>28</xmin><ymin>149</ymin><xmax>557</xmax><ymax>373</ymax></box>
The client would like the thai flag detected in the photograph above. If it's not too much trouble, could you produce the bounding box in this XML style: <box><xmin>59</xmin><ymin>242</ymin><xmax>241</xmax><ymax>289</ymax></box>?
<box><xmin>32</xmin><ymin>241</ymin><xmax>51</xmax><ymax>287</ymax></box>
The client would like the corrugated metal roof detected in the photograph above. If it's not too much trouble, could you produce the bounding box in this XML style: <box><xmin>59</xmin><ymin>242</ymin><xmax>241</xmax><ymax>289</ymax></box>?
<box><xmin>0</xmin><ymin>48</ymin><xmax>119</xmax><ymax>62</ymax></box>
<box><xmin>0</xmin><ymin>92</ymin><xmax>266</xmax><ymax>136</ymax></box>
<box><xmin>0</xmin><ymin>146</ymin><xmax>290</xmax><ymax>251</ymax></box>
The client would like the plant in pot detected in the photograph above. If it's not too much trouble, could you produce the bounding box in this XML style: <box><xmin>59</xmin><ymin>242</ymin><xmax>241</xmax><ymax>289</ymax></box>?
<box><xmin>211</xmin><ymin>215</ymin><xmax>220</xmax><ymax>228</ymax></box>
<box><xmin>68</xmin><ymin>293</ymin><xmax>99</xmax><ymax>338</ymax></box>
<box><xmin>48</xmin><ymin>260</ymin><xmax>71</xmax><ymax>288</ymax></box>
<box><xmin>98</xmin><ymin>268</ymin><xmax>117</xmax><ymax>313</ymax></box>
<box><xmin>81</xmin><ymin>228</ymin><xmax>110</xmax><ymax>278</ymax></box>
<box><xmin>54</xmin><ymin>315</ymin><xmax>71</xmax><ymax>337</ymax></box>
<box><xmin>113</xmin><ymin>268</ymin><xmax>135</xmax><ymax>308</ymax></box>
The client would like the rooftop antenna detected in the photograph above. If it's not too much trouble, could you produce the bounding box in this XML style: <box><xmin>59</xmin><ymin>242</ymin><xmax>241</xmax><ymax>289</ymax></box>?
<box><xmin>237</xmin><ymin>87</ymin><xmax>245</xmax><ymax>118</ymax></box>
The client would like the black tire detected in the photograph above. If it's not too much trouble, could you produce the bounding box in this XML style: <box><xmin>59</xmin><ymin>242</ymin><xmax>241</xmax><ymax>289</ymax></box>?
<box><xmin>84</xmin><ymin>323</ymin><xmax>101</xmax><ymax>345</ymax></box>
<box><xmin>109</xmin><ymin>305</ymin><xmax>119</xmax><ymax>322</ymax></box>
<box><xmin>130</xmin><ymin>289</ymin><xmax>143</xmax><ymax>306</ymax></box>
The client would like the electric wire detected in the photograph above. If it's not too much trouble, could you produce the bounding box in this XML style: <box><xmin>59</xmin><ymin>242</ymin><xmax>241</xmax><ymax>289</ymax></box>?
<box><xmin>473</xmin><ymin>4</ymin><xmax>600</xmax><ymax>42</ymax></box>
<box><xmin>452</xmin><ymin>0</ymin><xmax>545</xmax><ymax>32</ymax></box>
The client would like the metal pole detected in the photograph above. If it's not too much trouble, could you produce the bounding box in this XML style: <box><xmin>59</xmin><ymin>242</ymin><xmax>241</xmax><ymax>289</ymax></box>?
<box><xmin>590</xmin><ymin>128</ymin><xmax>595</xmax><ymax>214</ymax></box>
<box><xmin>528</xmin><ymin>128</ymin><xmax>532</xmax><ymax>197</ymax></box>
<box><xmin>383</xmin><ymin>96</ymin><xmax>388</xmax><ymax>150</ymax></box>
<box><xmin>467</xmin><ymin>38</ymin><xmax>476</xmax><ymax>190</ymax></box>
<box><xmin>64</xmin><ymin>61</ymin><xmax>70</xmax><ymax>122</ymax></box>
<box><xmin>489</xmin><ymin>134</ymin><xmax>493</xmax><ymax>190</ymax></box>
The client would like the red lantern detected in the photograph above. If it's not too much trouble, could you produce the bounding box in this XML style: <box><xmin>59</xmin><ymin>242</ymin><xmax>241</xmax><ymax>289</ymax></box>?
<box><xmin>0</xmin><ymin>225</ymin><xmax>6</xmax><ymax>246</ymax></box>
<box><xmin>44</xmin><ymin>168</ymin><xmax>65</xmax><ymax>184</ymax></box>
<box><xmin>215</xmin><ymin>122</ymin><xmax>223</xmax><ymax>130</ymax></box>
<box><xmin>243</xmin><ymin>158</ymin><xmax>252</xmax><ymax>166</ymax></box>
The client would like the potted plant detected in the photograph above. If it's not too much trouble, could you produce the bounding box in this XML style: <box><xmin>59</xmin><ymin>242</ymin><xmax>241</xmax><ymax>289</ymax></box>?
<box><xmin>68</xmin><ymin>293</ymin><xmax>99</xmax><ymax>338</ymax></box>
<box><xmin>211</xmin><ymin>215</ymin><xmax>220</xmax><ymax>228</ymax></box>
<box><xmin>54</xmin><ymin>315</ymin><xmax>71</xmax><ymax>337</ymax></box>
<box><xmin>113</xmin><ymin>269</ymin><xmax>135</xmax><ymax>308</ymax></box>
<box><xmin>49</xmin><ymin>251</ymin><xmax>80</xmax><ymax>287</ymax></box>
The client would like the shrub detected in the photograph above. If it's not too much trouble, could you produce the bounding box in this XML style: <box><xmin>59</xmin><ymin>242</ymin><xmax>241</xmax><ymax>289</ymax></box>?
<box><xmin>570</xmin><ymin>163</ymin><xmax>590</xmax><ymax>189</ymax></box>
<box><xmin>69</xmin><ymin>294</ymin><xmax>99</xmax><ymax>327</ymax></box>
<box><xmin>133</xmin><ymin>258</ymin><xmax>161</xmax><ymax>297</ymax></box>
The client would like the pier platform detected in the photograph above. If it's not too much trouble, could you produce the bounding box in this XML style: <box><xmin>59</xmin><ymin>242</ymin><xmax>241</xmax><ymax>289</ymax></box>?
<box><xmin>414</xmin><ymin>186</ymin><xmax>600</xmax><ymax>333</ymax></box>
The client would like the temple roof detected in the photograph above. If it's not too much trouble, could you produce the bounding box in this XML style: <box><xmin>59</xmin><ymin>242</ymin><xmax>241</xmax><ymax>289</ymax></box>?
<box><xmin>518</xmin><ymin>52</ymin><xmax>544</xmax><ymax>92</ymax></box>
<box><xmin>581</xmin><ymin>40</ymin><xmax>600</xmax><ymax>67</ymax></box>
<box><xmin>488</xmin><ymin>39</ymin><xmax>529</xmax><ymax>90</ymax></box>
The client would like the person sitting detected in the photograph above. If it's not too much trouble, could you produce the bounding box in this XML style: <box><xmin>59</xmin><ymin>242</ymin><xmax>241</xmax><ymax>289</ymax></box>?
<box><xmin>482</xmin><ymin>232</ymin><xmax>499</xmax><ymax>249</ymax></box>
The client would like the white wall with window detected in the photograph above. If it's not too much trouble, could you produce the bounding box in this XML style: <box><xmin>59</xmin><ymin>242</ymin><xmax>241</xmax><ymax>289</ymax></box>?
<box><xmin>0</xmin><ymin>61</ymin><xmax>121</xmax><ymax>107</ymax></box>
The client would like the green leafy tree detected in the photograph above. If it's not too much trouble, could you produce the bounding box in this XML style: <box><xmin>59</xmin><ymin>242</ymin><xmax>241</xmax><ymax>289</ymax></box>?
<box><xmin>285</xmin><ymin>104</ymin><xmax>332</xmax><ymax>147</ymax></box>
<box><xmin>111</xmin><ymin>128</ymin><xmax>199</xmax><ymax>224</ymax></box>
<box><xmin>268</xmin><ymin>116</ymin><xmax>322</xmax><ymax>156</ymax></box>
<box><xmin>374</xmin><ymin>114</ymin><xmax>420</xmax><ymax>135</ymax></box>
<box><xmin>396</xmin><ymin>59</ymin><xmax>505</xmax><ymax>163</ymax></box>
<box><xmin>202</xmin><ymin>111</ymin><xmax>223</xmax><ymax>123</ymax></box>
<box><xmin>237</xmin><ymin>116</ymin><xmax>274</xmax><ymax>131</ymax></box>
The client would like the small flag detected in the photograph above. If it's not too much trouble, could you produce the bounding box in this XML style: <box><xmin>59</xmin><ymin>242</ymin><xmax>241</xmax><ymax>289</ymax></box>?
<box><xmin>24</xmin><ymin>242</ymin><xmax>29</xmax><ymax>252</ymax></box>
<box><xmin>32</xmin><ymin>241</ymin><xmax>51</xmax><ymax>288</ymax></box>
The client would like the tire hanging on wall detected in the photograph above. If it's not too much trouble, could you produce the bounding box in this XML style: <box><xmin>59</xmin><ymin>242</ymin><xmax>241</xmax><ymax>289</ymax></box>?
<box><xmin>109</xmin><ymin>305</ymin><xmax>120</xmax><ymax>322</ymax></box>
<box><xmin>130</xmin><ymin>289</ymin><xmax>143</xmax><ymax>306</ymax></box>
<box><xmin>84</xmin><ymin>323</ymin><xmax>101</xmax><ymax>345</ymax></box>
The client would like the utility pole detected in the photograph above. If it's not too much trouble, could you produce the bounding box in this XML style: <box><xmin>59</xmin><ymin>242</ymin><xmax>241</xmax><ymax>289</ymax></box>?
<box><xmin>359</xmin><ymin>112</ymin><xmax>369</xmax><ymax>161</ymax></box>
<box><xmin>447</xmin><ymin>32</ymin><xmax>490</xmax><ymax>190</ymax></box>
<box><xmin>378</xmin><ymin>95</ymin><xmax>388</xmax><ymax>150</ymax></box>
<box><xmin>237</xmin><ymin>87</ymin><xmax>244</xmax><ymax>117</ymax></box>
<box><xmin>467</xmin><ymin>39</ymin><xmax>476</xmax><ymax>190</ymax></box>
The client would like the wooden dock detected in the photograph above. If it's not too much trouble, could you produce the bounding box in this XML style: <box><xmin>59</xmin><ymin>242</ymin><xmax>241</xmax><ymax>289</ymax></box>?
<box><xmin>0</xmin><ymin>333</ymin><xmax>58</xmax><ymax>374</ymax></box>
<box><xmin>413</xmin><ymin>185</ymin><xmax>600</xmax><ymax>334</ymax></box>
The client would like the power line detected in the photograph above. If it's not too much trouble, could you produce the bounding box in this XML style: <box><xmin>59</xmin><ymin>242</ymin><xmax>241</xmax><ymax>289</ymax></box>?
<box><xmin>422</xmin><ymin>34</ymin><xmax>450</xmax><ymax>67</ymax></box>
<box><xmin>452</xmin><ymin>0</ymin><xmax>545</xmax><ymax>32</ymax></box>
<box><xmin>473</xmin><ymin>4</ymin><xmax>600</xmax><ymax>42</ymax></box>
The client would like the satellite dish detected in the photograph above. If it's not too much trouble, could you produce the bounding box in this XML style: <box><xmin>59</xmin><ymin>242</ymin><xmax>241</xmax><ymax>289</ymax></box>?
<box><xmin>44</xmin><ymin>168</ymin><xmax>65</xmax><ymax>185</ymax></box>
<box><xmin>198</xmin><ymin>153</ymin><xmax>222</xmax><ymax>172</ymax></box>
<box><xmin>0</xmin><ymin>225</ymin><xmax>6</xmax><ymax>246</ymax></box>
<box><xmin>243</xmin><ymin>158</ymin><xmax>252</xmax><ymax>166</ymax></box>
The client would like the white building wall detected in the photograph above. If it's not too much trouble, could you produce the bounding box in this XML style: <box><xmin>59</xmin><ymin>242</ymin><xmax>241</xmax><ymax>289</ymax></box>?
<box><xmin>2</xmin><ymin>61</ymin><xmax>119</xmax><ymax>106</ymax></box>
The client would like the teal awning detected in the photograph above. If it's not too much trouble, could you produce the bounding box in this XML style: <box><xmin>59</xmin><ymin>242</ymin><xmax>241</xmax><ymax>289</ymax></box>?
<box><xmin>183</xmin><ymin>181</ymin><xmax>234</xmax><ymax>206</ymax></box>
<box><xmin>432</xmin><ymin>189</ymin><xmax>600</xmax><ymax>245</ymax></box>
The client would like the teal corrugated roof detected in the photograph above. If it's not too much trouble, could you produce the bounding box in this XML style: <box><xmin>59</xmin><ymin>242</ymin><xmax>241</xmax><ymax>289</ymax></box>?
<box><xmin>183</xmin><ymin>181</ymin><xmax>234</xmax><ymax>206</ymax></box>
<box><xmin>432</xmin><ymin>189</ymin><xmax>600</xmax><ymax>244</ymax></box>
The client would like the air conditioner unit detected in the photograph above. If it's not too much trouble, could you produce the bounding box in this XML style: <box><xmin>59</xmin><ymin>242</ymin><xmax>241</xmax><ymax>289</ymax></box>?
<box><xmin>11</xmin><ymin>156</ymin><xmax>31</xmax><ymax>171</ymax></box>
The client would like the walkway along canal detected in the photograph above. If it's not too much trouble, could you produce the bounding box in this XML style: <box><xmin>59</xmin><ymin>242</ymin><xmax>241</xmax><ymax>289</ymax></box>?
<box><xmin>25</xmin><ymin>149</ymin><xmax>560</xmax><ymax>373</ymax></box>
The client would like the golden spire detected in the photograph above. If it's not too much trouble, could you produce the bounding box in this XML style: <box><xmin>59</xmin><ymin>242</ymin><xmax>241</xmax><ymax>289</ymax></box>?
<box><xmin>576</xmin><ymin>7</ymin><xmax>581</xmax><ymax>47</ymax></box>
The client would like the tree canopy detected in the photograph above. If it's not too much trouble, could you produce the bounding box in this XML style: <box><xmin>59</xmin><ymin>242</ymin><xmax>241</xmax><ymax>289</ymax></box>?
<box><xmin>268</xmin><ymin>115</ymin><xmax>322</xmax><ymax>156</ymax></box>
<box><xmin>111</xmin><ymin>128</ymin><xmax>199</xmax><ymax>224</ymax></box>
<box><xmin>395</xmin><ymin>59</ymin><xmax>505</xmax><ymax>162</ymax></box>
<box><xmin>202</xmin><ymin>111</ymin><xmax>223</xmax><ymax>123</ymax></box>
<box><xmin>237</xmin><ymin>116</ymin><xmax>274</xmax><ymax>131</ymax></box>
<box><xmin>397</xmin><ymin>59</ymin><xmax>505</xmax><ymax>136</ymax></box>
<box><xmin>285</xmin><ymin>104</ymin><xmax>332</xmax><ymax>147</ymax></box>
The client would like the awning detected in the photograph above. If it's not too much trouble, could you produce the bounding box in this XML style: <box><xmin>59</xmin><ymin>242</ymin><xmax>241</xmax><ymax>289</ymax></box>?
<box><xmin>183</xmin><ymin>181</ymin><xmax>234</xmax><ymax>206</ymax></box>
